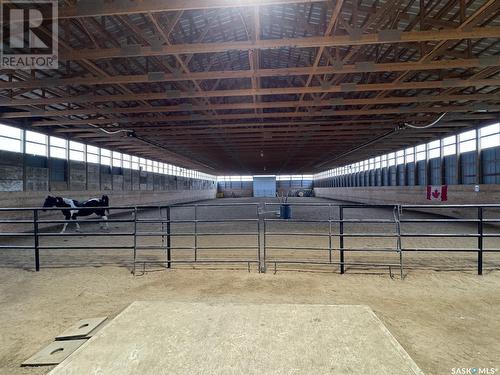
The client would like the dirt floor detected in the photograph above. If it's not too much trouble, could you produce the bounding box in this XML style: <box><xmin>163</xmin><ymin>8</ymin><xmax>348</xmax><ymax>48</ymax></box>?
<box><xmin>0</xmin><ymin>197</ymin><xmax>499</xmax><ymax>375</ymax></box>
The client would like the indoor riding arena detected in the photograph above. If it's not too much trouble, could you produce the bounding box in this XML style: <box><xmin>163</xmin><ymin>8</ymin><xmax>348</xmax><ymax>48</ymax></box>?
<box><xmin>0</xmin><ymin>1</ymin><xmax>499</xmax><ymax>374</ymax></box>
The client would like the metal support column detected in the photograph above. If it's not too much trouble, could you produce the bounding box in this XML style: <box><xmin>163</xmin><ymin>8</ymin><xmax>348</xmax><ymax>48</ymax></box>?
<box><xmin>166</xmin><ymin>206</ymin><xmax>171</xmax><ymax>268</ymax></box>
<box><xmin>477</xmin><ymin>207</ymin><xmax>483</xmax><ymax>275</ymax></box>
<box><xmin>394</xmin><ymin>205</ymin><xmax>403</xmax><ymax>279</ymax></box>
<box><xmin>328</xmin><ymin>204</ymin><xmax>332</xmax><ymax>264</ymax></box>
<box><xmin>476</xmin><ymin>127</ymin><xmax>483</xmax><ymax>185</ymax></box>
<box><xmin>262</xmin><ymin>219</ymin><xmax>267</xmax><ymax>273</ymax></box>
<box><xmin>194</xmin><ymin>205</ymin><xmax>198</xmax><ymax>261</ymax></box>
<box><xmin>257</xmin><ymin>205</ymin><xmax>261</xmax><ymax>273</ymax></box>
<box><xmin>160</xmin><ymin>207</ymin><xmax>164</xmax><ymax>247</ymax></box>
<box><xmin>339</xmin><ymin>206</ymin><xmax>345</xmax><ymax>274</ymax></box>
<box><xmin>34</xmin><ymin>209</ymin><xmax>40</xmax><ymax>272</ymax></box>
<box><xmin>133</xmin><ymin>207</ymin><xmax>137</xmax><ymax>275</ymax></box>
<box><xmin>160</xmin><ymin>206</ymin><xmax>166</xmax><ymax>268</ymax></box>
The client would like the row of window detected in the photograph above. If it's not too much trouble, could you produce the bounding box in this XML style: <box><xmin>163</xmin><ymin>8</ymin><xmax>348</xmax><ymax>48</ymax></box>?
<box><xmin>315</xmin><ymin>148</ymin><xmax>500</xmax><ymax>187</ymax></box>
<box><xmin>218</xmin><ymin>180</ymin><xmax>314</xmax><ymax>188</ymax></box>
<box><xmin>314</xmin><ymin>123</ymin><xmax>500</xmax><ymax>180</ymax></box>
<box><xmin>0</xmin><ymin>124</ymin><xmax>216</xmax><ymax>181</ymax></box>
<box><xmin>217</xmin><ymin>175</ymin><xmax>314</xmax><ymax>182</ymax></box>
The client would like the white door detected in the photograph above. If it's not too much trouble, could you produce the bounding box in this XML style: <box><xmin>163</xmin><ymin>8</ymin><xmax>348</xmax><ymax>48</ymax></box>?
<box><xmin>253</xmin><ymin>176</ymin><xmax>276</xmax><ymax>197</ymax></box>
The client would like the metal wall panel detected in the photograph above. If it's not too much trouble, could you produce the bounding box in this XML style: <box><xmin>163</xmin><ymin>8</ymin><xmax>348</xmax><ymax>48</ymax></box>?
<box><xmin>461</xmin><ymin>151</ymin><xmax>477</xmax><ymax>185</ymax></box>
<box><xmin>482</xmin><ymin>148</ymin><xmax>500</xmax><ymax>184</ymax></box>
<box><xmin>429</xmin><ymin>158</ymin><xmax>441</xmax><ymax>185</ymax></box>
<box><xmin>444</xmin><ymin>156</ymin><xmax>458</xmax><ymax>185</ymax></box>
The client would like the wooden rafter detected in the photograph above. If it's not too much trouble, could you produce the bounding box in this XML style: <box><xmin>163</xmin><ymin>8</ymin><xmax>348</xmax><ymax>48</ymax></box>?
<box><xmin>1</xmin><ymin>0</ymin><xmax>499</xmax><ymax>173</ymax></box>
<box><xmin>60</xmin><ymin>27</ymin><xmax>500</xmax><ymax>61</ymax></box>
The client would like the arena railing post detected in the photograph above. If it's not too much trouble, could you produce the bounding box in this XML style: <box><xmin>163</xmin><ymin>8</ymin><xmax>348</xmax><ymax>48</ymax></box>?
<box><xmin>160</xmin><ymin>206</ymin><xmax>164</xmax><ymax>255</ymax></box>
<box><xmin>328</xmin><ymin>204</ymin><xmax>332</xmax><ymax>264</ymax></box>
<box><xmin>477</xmin><ymin>206</ymin><xmax>483</xmax><ymax>276</ymax></box>
<box><xmin>194</xmin><ymin>205</ymin><xmax>198</xmax><ymax>262</ymax></box>
<box><xmin>262</xmin><ymin>218</ymin><xmax>267</xmax><ymax>273</ymax></box>
<box><xmin>34</xmin><ymin>209</ymin><xmax>40</xmax><ymax>272</ymax></box>
<box><xmin>133</xmin><ymin>207</ymin><xmax>137</xmax><ymax>275</ymax></box>
<box><xmin>395</xmin><ymin>205</ymin><xmax>403</xmax><ymax>279</ymax></box>
<box><xmin>339</xmin><ymin>206</ymin><xmax>345</xmax><ymax>274</ymax></box>
<box><xmin>166</xmin><ymin>206</ymin><xmax>171</xmax><ymax>269</ymax></box>
<box><xmin>257</xmin><ymin>204</ymin><xmax>261</xmax><ymax>273</ymax></box>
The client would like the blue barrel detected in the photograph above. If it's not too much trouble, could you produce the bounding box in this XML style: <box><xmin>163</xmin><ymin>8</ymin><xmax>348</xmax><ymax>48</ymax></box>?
<box><xmin>280</xmin><ymin>204</ymin><xmax>292</xmax><ymax>219</ymax></box>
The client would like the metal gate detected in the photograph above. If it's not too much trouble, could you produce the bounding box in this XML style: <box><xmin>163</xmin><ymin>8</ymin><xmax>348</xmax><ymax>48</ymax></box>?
<box><xmin>133</xmin><ymin>203</ymin><xmax>261</xmax><ymax>274</ymax></box>
<box><xmin>262</xmin><ymin>203</ymin><xmax>500</xmax><ymax>277</ymax></box>
<box><xmin>262</xmin><ymin>203</ymin><xmax>404</xmax><ymax>277</ymax></box>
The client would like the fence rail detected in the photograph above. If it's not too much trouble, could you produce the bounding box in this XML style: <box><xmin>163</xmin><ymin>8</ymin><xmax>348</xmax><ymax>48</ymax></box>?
<box><xmin>0</xmin><ymin>202</ymin><xmax>499</xmax><ymax>276</ymax></box>
<box><xmin>262</xmin><ymin>202</ymin><xmax>500</xmax><ymax>276</ymax></box>
<box><xmin>0</xmin><ymin>203</ymin><xmax>261</xmax><ymax>274</ymax></box>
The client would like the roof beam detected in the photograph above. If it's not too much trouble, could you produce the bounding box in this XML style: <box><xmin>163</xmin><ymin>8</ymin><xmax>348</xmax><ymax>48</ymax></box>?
<box><xmin>52</xmin><ymin>116</ymin><xmax>488</xmax><ymax>136</ymax></box>
<box><xmin>60</xmin><ymin>27</ymin><xmax>500</xmax><ymax>61</ymax></box>
<box><xmin>3</xmin><ymin>57</ymin><xmax>498</xmax><ymax>90</ymax></box>
<box><xmin>129</xmin><ymin>126</ymin><xmax>466</xmax><ymax>140</ymax></box>
<box><xmin>58</xmin><ymin>0</ymin><xmax>328</xmax><ymax>19</ymax></box>
<box><xmin>362</xmin><ymin>0</ymin><xmax>499</xmax><ymax>108</ymax></box>
<box><xmin>3</xmin><ymin>77</ymin><xmax>498</xmax><ymax>106</ymax></box>
<box><xmin>294</xmin><ymin>0</ymin><xmax>344</xmax><ymax>108</ymax></box>
<box><xmin>2</xmin><ymin>93</ymin><xmax>497</xmax><ymax>118</ymax></box>
<box><xmin>29</xmin><ymin>104</ymin><xmax>500</xmax><ymax>127</ymax></box>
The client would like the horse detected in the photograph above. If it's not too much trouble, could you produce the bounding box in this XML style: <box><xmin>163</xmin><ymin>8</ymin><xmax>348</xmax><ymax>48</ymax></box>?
<box><xmin>42</xmin><ymin>195</ymin><xmax>110</xmax><ymax>233</ymax></box>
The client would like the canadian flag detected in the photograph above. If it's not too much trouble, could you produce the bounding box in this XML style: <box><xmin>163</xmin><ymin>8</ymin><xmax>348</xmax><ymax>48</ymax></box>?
<box><xmin>426</xmin><ymin>185</ymin><xmax>448</xmax><ymax>201</ymax></box>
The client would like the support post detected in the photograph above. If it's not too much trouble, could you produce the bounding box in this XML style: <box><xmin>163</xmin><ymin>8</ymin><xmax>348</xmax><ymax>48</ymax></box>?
<box><xmin>477</xmin><ymin>207</ymin><xmax>483</xmax><ymax>275</ymax></box>
<box><xmin>476</xmin><ymin>127</ymin><xmax>482</xmax><ymax>185</ymax></box>
<box><xmin>34</xmin><ymin>209</ymin><xmax>39</xmax><ymax>272</ymax></box>
<box><xmin>166</xmin><ymin>206</ymin><xmax>171</xmax><ymax>268</ymax></box>
<box><xmin>425</xmin><ymin>142</ymin><xmax>430</xmax><ymax>186</ymax></box>
<box><xmin>160</xmin><ymin>207</ymin><xmax>165</xmax><ymax>261</ymax></box>
<box><xmin>456</xmin><ymin>135</ymin><xmax>462</xmax><ymax>184</ymax></box>
<box><xmin>328</xmin><ymin>204</ymin><xmax>332</xmax><ymax>263</ymax></box>
<box><xmin>262</xmin><ymin>219</ymin><xmax>267</xmax><ymax>273</ymax></box>
<box><xmin>133</xmin><ymin>207</ymin><xmax>137</xmax><ymax>275</ymax></box>
<box><xmin>339</xmin><ymin>206</ymin><xmax>345</xmax><ymax>274</ymax></box>
<box><xmin>395</xmin><ymin>205</ymin><xmax>403</xmax><ymax>279</ymax></box>
<box><xmin>257</xmin><ymin>205</ymin><xmax>261</xmax><ymax>272</ymax></box>
<box><xmin>194</xmin><ymin>205</ymin><xmax>198</xmax><ymax>261</ymax></box>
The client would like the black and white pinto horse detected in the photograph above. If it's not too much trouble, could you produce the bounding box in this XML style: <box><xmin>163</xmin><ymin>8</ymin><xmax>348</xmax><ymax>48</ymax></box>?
<box><xmin>43</xmin><ymin>195</ymin><xmax>110</xmax><ymax>233</ymax></box>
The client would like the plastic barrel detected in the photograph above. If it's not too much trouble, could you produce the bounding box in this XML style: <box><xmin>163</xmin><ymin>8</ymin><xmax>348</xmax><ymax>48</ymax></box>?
<box><xmin>280</xmin><ymin>204</ymin><xmax>292</xmax><ymax>219</ymax></box>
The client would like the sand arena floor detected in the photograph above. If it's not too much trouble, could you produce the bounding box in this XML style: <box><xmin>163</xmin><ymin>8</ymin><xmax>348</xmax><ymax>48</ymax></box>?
<box><xmin>0</xmin><ymin>197</ymin><xmax>499</xmax><ymax>374</ymax></box>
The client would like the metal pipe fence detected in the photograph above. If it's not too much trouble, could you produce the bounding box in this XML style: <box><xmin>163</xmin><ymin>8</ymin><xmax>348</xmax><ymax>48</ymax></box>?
<box><xmin>0</xmin><ymin>203</ymin><xmax>261</xmax><ymax>274</ymax></box>
<box><xmin>263</xmin><ymin>203</ymin><xmax>404</xmax><ymax>277</ymax></box>
<box><xmin>263</xmin><ymin>202</ymin><xmax>500</xmax><ymax>277</ymax></box>
<box><xmin>0</xmin><ymin>203</ymin><xmax>499</xmax><ymax>276</ymax></box>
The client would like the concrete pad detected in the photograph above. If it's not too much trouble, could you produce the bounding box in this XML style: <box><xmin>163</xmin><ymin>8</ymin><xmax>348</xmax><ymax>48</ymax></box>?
<box><xmin>55</xmin><ymin>317</ymin><xmax>107</xmax><ymax>340</ymax></box>
<box><xmin>49</xmin><ymin>302</ymin><xmax>423</xmax><ymax>375</ymax></box>
<box><xmin>22</xmin><ymin>339</ymin><xmax>87</xmax><ymax>366</ymax></box>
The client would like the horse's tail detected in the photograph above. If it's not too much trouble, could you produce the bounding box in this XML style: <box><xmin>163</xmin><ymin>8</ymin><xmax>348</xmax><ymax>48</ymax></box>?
<box><xmin>102</xmin><ymin>195</ymin><xmax>110</xmax><ymax>214</ymax></box>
